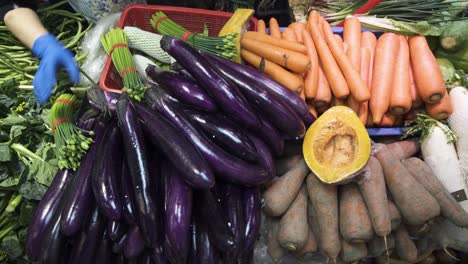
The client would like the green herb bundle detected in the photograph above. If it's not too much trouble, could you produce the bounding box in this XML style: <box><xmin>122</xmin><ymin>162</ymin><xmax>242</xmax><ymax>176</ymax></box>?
<box><xmin>150</xmin><ymin>11</ymin><xmax>239</xmax><ymax>59</ymax></box>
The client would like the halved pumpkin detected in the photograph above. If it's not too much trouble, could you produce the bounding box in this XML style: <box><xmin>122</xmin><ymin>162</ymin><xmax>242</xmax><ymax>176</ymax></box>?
<box><xmin>302</xmin><ymin>106</ymin><xmax>371</xmax><ymax>184</ymax></box>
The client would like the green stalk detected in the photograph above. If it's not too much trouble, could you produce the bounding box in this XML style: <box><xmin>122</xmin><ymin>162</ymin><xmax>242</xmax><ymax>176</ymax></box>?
<box><xmin>5</xmin><ymin>194</ymin><xmax>22</xmax><ymax>213</ymax></box>
<box><xmin>0</xmin><ymin>222</ymin><xmax>18</xmax><ymax>241</ymax></box>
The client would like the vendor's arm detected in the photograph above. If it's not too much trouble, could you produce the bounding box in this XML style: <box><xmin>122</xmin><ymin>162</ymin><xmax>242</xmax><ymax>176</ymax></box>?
<box><xmin>1</xmin><ymin>1</ymin><xmax>79</xmax><ymax>105</ymax></box>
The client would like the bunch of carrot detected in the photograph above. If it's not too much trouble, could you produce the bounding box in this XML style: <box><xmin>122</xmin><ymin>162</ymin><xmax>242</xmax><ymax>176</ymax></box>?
<box><xmin>240</xmin><ymin>13</ymin><xmax>452</xmax><ymax>127</ymax></box>
<box><xmin>262</xmin><ymin>139</ymin><xmax>468</xmax><ymax>263</ymax></box>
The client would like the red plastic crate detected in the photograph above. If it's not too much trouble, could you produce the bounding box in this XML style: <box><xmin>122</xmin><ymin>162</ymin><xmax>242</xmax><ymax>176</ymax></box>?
<box><xmin>99</xmin><ymin>4</ymin><xmax>258</xmax><ymax>93</ymax></box>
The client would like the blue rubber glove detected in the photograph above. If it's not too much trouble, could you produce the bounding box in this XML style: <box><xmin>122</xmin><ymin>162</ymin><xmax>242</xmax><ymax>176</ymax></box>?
<box><xmin>32</xmin><ymin>33</ymin><xmax>79</xmax><ymax>104</ymax></box>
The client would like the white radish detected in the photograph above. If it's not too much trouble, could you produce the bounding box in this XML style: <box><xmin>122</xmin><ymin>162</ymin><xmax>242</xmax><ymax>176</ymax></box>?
<box><xmin>420</xmin><ymin>120</ymin><xmax>468</xmax><ymax>213</ymax></box>
<box><xmin>448</xmin><ymin>86</ymin><xmax>468</xmax><ymax>180</ymax></box>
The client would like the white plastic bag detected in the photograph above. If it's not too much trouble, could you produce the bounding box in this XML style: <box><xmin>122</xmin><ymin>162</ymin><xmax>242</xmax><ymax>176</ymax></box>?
<box><xmin>67</xmin><ymin>0</ymin><xmax>147</xmax><ymax>22</ymax></box>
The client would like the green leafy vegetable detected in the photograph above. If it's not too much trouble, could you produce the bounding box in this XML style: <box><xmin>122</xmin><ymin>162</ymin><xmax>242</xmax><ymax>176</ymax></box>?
<box><xmin>355</xmin><ymin>16</ymin><xmax>446</xmax><ymax>36</ymax></box>
<box><xmin>403</xmin><ymin>113</ymin><xmax>457</xmax><ymax>143</ymax></box>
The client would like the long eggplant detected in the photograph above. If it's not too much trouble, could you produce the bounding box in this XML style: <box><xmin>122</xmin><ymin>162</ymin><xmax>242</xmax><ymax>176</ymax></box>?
<box><xmin>208</xmin><ymin>54</ymin><xmax>305</xmax><ymax>137</ymax></box>
<box><xmin>188</xmin><ymin>219</ymin><xmax>198</xmax><ymax>264</ymax></box>
<box><xmin>170</xmin><ymin>62</ymin><xmax>196</xmax><ymax>81</ymax></box>
<box><xmin>257</xmin><ymin>117</ymin><xmax>285</xmax><ymax>157</ymax></box>
<box><xmin>222</xmin><ymin>184</ymin><xmax>246</xmax><ymax>262</ymax></box>
<box><xmin>163</xmin><ymin>162</ymin><xmax>192</xmax><ymax>264</ymax></box>
<box><xmin>247</xmin><ymin>133</ymin><xmax>275</xmax><ymax>177</ymax></box>
<box><xmin>139</xmin><ymin>252</ymin><xmax>155</xmax><ymax>264</ymax></box>
<box><xmin>150</xmin><ymin>155</ymin><xmax>167</xmax><ymax>264</ymax></box>
<box><xmin>197</xmin><ymin>189</ymin><xmax>237</xmax><ymax>253</ymax></box>
<box><xmin>183</xmin><ymin>108</ymin><xmax>258</xmax><ymax>163</ymax></box>
<box><xmin>120</xmin><ymin>161</ymin><xmax>138</xmax><ymax>225</ymax></box>
<box><xmin>107</xmin><ymin>220</ymin><xmax>128</xmax><ymax>242</ymax></box>
<box><xmin>61</xmin><ymin>117</ymin><xmax>108</xmax><ymax>236</ymax></box>
<box><xmin>196</xmin><ymin>213</ymin><xmax>218</xmax><ymax>264</ymax></box>
<box><xmin>112</xmin><ymin>231</ymin><xmax>128</xmax><ymax>254</ymax></box>
<box><xmin>135</xmin><ymin>102</ymin><xmax>214</xmax><ymax>189</ymax></box>
<box><xmin>160</xmin><ymin>36</ymin><xmax>260</xmax><ymax>130</ymax></box>
<box><xmin>243</xmin><ymin>187</ymin><xmax>261</xmax><ymax>253</ymax></box>
<box><xmin>94</xmin><ymin>230</ymin><xmax>112</xmax><ymax>264</ymax></box>
<box><xmin>203</xmin><ymin>51</ymin><xmax>309</xmax><ymax>118</ymax></box>
<box><xmin>26</xmin><ymin>169</ymin><xmax>73</xmax><ymax>261</ymax></box>
<box><xmin>68</xmin><ymin>204</ymin><xmax>107</xmax><ymax>264</ymax></box>
<box><xmin>92</xmin><ymin>121</ymin><xmax>123</xmax><ymax>220</ymax></box>
<box><xmin>116</xmin><ymin>95</ymin><xmax>158</xmax><ymax>246</ymax></box>
<box><xmin>151</xmin><ymin>245</ymin><xmax>167</xmax><ymax>264</ymax></box>
<box><xmin>303</xmin><ymin>110</ymin><xmax>316</xmax><ymax>128</ymax></box>
<box><xmin>124</xmin><ymin>226</ymin><xmax>145</xmax><ymax>259</ymax></box>
<box><xmin>39</xmin><ymin>204</ymin><xmax>66</xmax><ymax>264</ymax></box>
<box><xmin>87</xmin><ymin>85</ymin><xmax>120</xmax><ymax>115</ymax></box>
<box><xmin>145</xmin><ymin>87</ymin><xmax>271</xmax><ymax>187</ymax></box>
<box><xmin>146</xmin><ymin>65</ymin><xmax>217</xmax><ymax>112</ymax></box>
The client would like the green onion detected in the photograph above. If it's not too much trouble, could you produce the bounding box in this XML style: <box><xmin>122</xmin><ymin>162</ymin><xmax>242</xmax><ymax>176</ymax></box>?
<box><xmin>101</xmin><ymin>28</ymin><xmax>146</xmax><ymax>101</ymax></box>
<box><xmin>49</xmin><ymin>93</ymin><xmax>93</xmax><ymax>170</ymax></box>
<box><xmin>150</xmin><ymin>11</ymin><xmax>239</xmax><ymax>59</ymax></box>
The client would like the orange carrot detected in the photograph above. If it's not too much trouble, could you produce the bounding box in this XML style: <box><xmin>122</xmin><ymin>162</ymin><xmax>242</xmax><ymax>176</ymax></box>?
<box><xmin>269</xmin><ymin>17</ymin><xmax>281</xmax><ymax>38</ymax></box>
<box><xmin>300</xmin><ymin>87</ymin><xmax>306</xmax><ymax>100</ymax></box>
<box><xmin>307</xmin><ymin>10</ymin><xmax>320</xmax><ymax>30</ymax></box>
<box><xmin>308</xmin><ymin>104</ymin><xmax>318</xmax><ymax>118</ymax></box>
<box><xmin>243</xmin><ymin>31</ymin><xmax>308</xmax><ymax>54</ymax></box>
<box><xmin>370</xmin><ymin>33</ymin><xmax>400</xmax><ymax>124</ymax></box>
<box><xmin>312</xmin><ymin>64</ymin><xmax>332</xmax><ymax>109</ymax></box>
<box><xmin>257</xmin><ymin>19</ymin><xmax>267</xmax><ymax>34</ymax></box>
<box><xmin>389</xmin><ymin>35</ymin><xmax>412</xmax><ymax>115</ymax></box>
<box><xmin>289</xmin><ymin>22</ymin><xmax>306</xmax><ymax>43</ymax></box>
<box><xmin>361</xmin><ymin>31</ymin><xmax>377</xmax><ymax>89</ymax></box>
<box><xmin>322</xmin><ymin>20</ymin><xmax>370</xmax><ymax>102</ymax></box>
<box><xmin>241</xmin><ymin>37</ymin><xmax>311</xmax><ymax>73</ymax></box>
<box><xmin>303</xmin><ymin>30</ymin><xmax>319</xmax><ymax>100</ymax></box>
<box><xmin>410</xmin><ymin>64</ymin><xmax>423</xmax><ymax>109</ymax></box>
<box><xmin>308</xmin><ymin>17</ymin><xmax>349</xmax><ymax>99</ymax></box>
<box><xmin>409</xmin><ymin>36</ymin><xmax>446</xmax><ymax>104</ymax></box>
<box><xmin>360</xmin><ymin>48</ymin><xmax>371</xmax><ymax>87</ymax></box>
<box><xmin>241</xmin><ymin>49</ymin><xmax>304</xmax><ymax>93</ymax></box>
<box><xmin>343</xmin><ymin>17</ymin><xmax>361</xmax><ymax>71</ymax></box>
<box><xmin>425</xmin><ymin>91</ymin><xmax>452</xmax><ymax>120</ymax></box>
<box><xmin>334</xmin><ymin>34</ymin><xmax>344</xmax><ymax>50</ymax></box>
<box><xmin>358</xmin><ymin>101</ymin><xmax>369</xmax><ymax>125</ymax></box>
<box><xmin>282</xmin><ymin>28</ymin><xmax>298</xmax><ymax>42</ymax></box>
<box><xmin>379</xmin><ymin>112</ymin><xmax>398</xmax><ymax>127</ymax></box>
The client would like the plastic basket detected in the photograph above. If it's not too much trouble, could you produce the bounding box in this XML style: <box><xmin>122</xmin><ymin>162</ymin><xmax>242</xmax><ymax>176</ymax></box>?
<box><xmin>99</xmin><ymin>4</ymin><xmax>258</xmax><ymax>93</ymax></box>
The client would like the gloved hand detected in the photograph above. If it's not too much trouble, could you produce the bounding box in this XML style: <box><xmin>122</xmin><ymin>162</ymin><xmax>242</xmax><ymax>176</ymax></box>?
<box><xmin>32</xmin><ymin>33</ymin><xmax>79</xmax><ymax>104</ymax></box>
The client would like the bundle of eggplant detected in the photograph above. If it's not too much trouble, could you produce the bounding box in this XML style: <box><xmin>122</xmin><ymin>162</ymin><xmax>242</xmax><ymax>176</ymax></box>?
<box><xmin>25</xmin><ymin>36</ymin><xmax>314</xmax><ymax>263</ymax></box>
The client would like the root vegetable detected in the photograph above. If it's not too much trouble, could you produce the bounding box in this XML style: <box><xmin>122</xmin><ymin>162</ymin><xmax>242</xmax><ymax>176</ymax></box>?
<box><xmin>278</xmin><ymin>187</ymin><xmax>309</xmax><ymax>252</ymax></box>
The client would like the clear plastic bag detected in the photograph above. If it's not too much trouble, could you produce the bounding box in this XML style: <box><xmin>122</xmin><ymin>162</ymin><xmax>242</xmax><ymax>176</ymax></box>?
<box><xmin>67</xmin><ymin>0</ymin><xmax>147</xmax><ymax>22</ymax></box>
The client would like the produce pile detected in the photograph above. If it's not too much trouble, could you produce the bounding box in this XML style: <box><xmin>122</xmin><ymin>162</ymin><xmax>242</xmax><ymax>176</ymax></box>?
<box><xmin>24</xmin><ymin>19</ymin><xmax>316</xmax><ymax>261</ymax></box>
<box><xmin>240</xmin><ymin>12</ymin><xmax>468</xmax><ymax>129</ymax></box>
<box><xmin>0</xmin><ymin>1</ymin><xmax>467</xmax><ymax>263</ymax></box>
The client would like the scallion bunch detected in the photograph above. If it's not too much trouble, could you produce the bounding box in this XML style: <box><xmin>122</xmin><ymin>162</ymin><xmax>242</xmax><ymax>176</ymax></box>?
<box><xmin>101</xmin><ymin>28</ymin><xmax>146</xmax><ymax>101</ymax></box>
<box><xmin>50</xmin><ymin>93</ymin><xmax>93</xmax><ymax>170</ymax></box>
<box><xmin>150</xmin><ymin>11</ymin><xmax>238</xmax><ymax>59</ymax></box>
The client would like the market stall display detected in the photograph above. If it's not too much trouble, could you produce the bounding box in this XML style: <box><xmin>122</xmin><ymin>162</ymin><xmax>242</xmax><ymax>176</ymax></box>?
<box><xmin>0</xmin><ymin>0</ymin><xmax>467</xmax><ymax>263</ymax></box>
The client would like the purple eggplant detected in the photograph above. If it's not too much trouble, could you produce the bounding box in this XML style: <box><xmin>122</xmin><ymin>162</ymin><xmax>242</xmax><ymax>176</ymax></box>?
<box><xmin>107</xmin><ymin>220</ymin><xmax>128</xmax><ymax>242</ymax></box>
<box><xmin>120</xmin><ymin>161</ymin><xmax>138</xmax><ymax>225</ymax></box>
<box><xmin>116</xmin><ymin>95</ymin><xmax>158</xmax><ymax>246</ymax></box>
<box><xmin>203</xmin><ymin>51</ymin><xmax>309</xmax><ymax>118</ymax></box>
<box><xmin>243</xmin><ymin>187</ymin><xmax>261</xmax><ymax>253</ymax></box>
<box><xmin>134</xmin><ymin>102</ymin><xmax>214</xmax><ymax>189</ymax></box>
<box><xmin>197</xmin><ymin>190</ymin><xmax>237</xmax><ymax>253</ymax></box>
<box><xmin>162</xmin><ymin>162</ymin><xmax>193</xmax><ymax>264</ymax></box>
<box><xmin>68</xmin><ymin>205</ymin><xmax>107</xmax><ymax>264</ymax></box>
<box><xmin>149</xmin><ymin>155</ymin><xmax>167</xmax><ymax>264</ymax></box>
<box><xmin>145</xmin><ymin>87</ymin><xmax>270</xmax><ymax>187</ymax></box>
<box><xmin>247</xmin><ymin>133</ymin><xmax>275</xmax><ymax>177</ymax></box>
<box><xmin>112</xmin><ymin>231</ymin><xmax>128</xmax><ymax>254</ymax></box>
<box><xmin>170</xmin><ymin>62</ymin><xmax>196</xmax><ymax>81</ymax></box>
<box><xmin>195</xmin><ymin>213</ymin><xmax>218</xmax><ymax>264</ymax></box>
<box><xmin>188</xmin><ymin>220</ymin><xmax>198</xmax><ymax>264</ymax></box>
<box><xmin>146</xmin><ymin>65</ymin><xmax>217</xmax><ymax>112</ymax></box>
<box><xmin>183</xmin><ymin>108</ymin><xmax>258</xmax><ymax>163</ymax></box>
<box><xmin>61</xmin><ymin>118</ymin><xmax>108</xmax><ymax>236</ymax></box>
<box><xmin>26</xmin><ymin>169</ymin><xmax>73</xmax><ymax>261</ymax></box>
<box><xmin>94</xmin><ymin>230</ymin><xmax>112</xmax><ymax>264</ymax></box>
<box><xmin>124</xmin><ymin>226</ymin><xmax>145</xmax><ymax>259</ymax></box>
<box><xmin>160</xmin><ymin>36</ymin><xmax>260</xmax><ymax>130</ymax></box>
<box><xmin>303</xmin><ymin>110</ymin><xmax>316</xmax><ymax>128</ymax></box>
<box><xmin>208</xmin><ymin>54</ymin><xmax>305</xmax><ymax>137</ymax></box>
<box><xmin>221</xmin><ymin>184</ymin><xmax>246</xmax><ymax>262</ymax></box>
<box><xmin>257</xmin><ymin>117</ymin><xmax>285</xmax><ymax>157</ymax></box>
<box><xmin>39</xmin><ymin>205</ymin><xmax>66</xmax><ymax>264</ymax></box>
<box><xmin>92</xmin><ymin>121</ymin><xmax>123</xmax><ymax>220</ymax></box>
<box><xmin>151</xmin><ymin>245</ymin><xmax>167</xmax><ymax>264</ymax></box>
<box><xmin>87</xmin><ymin>85</ymin><xmax>120</xmax><ymax>115</ymax></box>
<box><xmin>139</xmin><ymin>252</ymin><xmax>155</xmax><ymax>264</ymax></box>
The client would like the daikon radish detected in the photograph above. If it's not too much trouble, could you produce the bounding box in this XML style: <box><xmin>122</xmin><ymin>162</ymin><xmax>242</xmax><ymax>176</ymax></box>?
<box><xmin>448</xmin><ymin>87</ymin><xmax>468</xmax><ymax>209</ymax></box>
<box><xmin>407</xmin><ymin>113</ymin><xmax>468</xmax><ymax>214</ymax></box>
